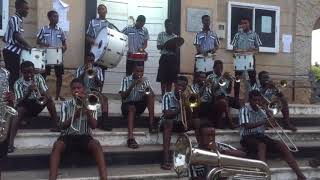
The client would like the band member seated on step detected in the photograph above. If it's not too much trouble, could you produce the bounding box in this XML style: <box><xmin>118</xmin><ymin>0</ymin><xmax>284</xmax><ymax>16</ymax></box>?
<box><xmin>206</xmin><ymin>60</ymin><xmax>241</xmax><ymax>129</ymax></box>
<box><xmin>37</xmin><ymin>10</ymin><xmax>67</xmax><ymax>101</ymax></box>
<box><xmin>160</xmin><ymin>76</ymin><xmax>198</xmax><ymax>170</ymax></box>
<box><xmin>239</xmin><ymin>90</ymin><xmax>306</xmax><ymax>180</ymax></box>
<box><xmin>49</xmin><ymin>78</ymin><xmax>107</xmax><ymax>180</ymax></box>
<box><xmin>75</xmin><ymin>52</ymin><xmax>111</xmax><ymax>131</ymax></box>
<box><xmin>9</xmin><ymin>61</ymin><xmax>59</xmax><ymax>153</ymax></box>
<box><xmin>0</xmin><ymin>67</ymin><xmax>15</xmax><ymax>161</ymax></box>
<box><xmin>119</xmin><ymin>64</ymin><xmax>156</xmax><ymax>149</ymax></box>
<box><xmin>251</xmin><ymin>71</ymin><xmax>297</xmax><ymax>131</ymax></box>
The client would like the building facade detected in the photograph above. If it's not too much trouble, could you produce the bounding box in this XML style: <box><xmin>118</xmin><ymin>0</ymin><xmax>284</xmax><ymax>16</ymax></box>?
<box><xmin>1</xmin><ymin>0</ymin><xmax>319</xmax><ymax>103</ymax></box>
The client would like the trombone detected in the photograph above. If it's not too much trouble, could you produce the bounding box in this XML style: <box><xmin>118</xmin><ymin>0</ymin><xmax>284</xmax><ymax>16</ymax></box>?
<box><xmin>260</xmin><ymin>93</ymin><xmax>299</xmax><ymax>152</ymax></box>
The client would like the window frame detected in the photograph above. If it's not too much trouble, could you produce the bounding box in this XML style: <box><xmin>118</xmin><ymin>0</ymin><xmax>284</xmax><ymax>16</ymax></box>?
<box><xmin>227</xmin><ymin>1</ymin><xmax>281</xmax><ymax>53</ymax></box>
<box><xmin>0</xmin><ymin>0</ymin><xmax>9</xmax><ymax>36</ymax></box>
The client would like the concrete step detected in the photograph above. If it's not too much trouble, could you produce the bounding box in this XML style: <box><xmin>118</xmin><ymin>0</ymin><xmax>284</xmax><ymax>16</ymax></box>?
<box><xmin>13</xmin><ymin>127</ymin><xmax>320</xmax><ymax>149</ymax></box>
<box><xmin>2</xmin><ymin>160</ymin><xmax>320</xmax><ymax>180</ymax></box>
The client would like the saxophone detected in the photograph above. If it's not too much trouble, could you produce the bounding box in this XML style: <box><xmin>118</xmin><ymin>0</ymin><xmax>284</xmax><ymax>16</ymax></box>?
<box><xmin>0</xmin><ymin>68</ymin><xmax>18</xmax><ymax>143</ymax></box>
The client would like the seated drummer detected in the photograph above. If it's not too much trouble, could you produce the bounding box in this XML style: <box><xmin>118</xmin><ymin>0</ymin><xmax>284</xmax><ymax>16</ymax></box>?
<box><xmin>206</xmin><ymin>60</ymin><xmax>241</xmax><ymax>129</ymax></box>
<box><xmin>49</xmin><ymin>78</ymin><xmax>107</xmax><ymax>180</ymax></box>
<box><xmin>251</xmin><ymin>71</ymin><xmax>297</xmax><ymax>131</ymax></box>
<box><xmin>239</xmin><ymin>90</ymin><xmax>306</xmax><ymax>180</ymax></box>
<box><xmin>9</xmin><ymin>61</ymin><xmax>59</xmax><ymax>153</ymax></box>
<box><xmin>231</xmin><ymin>16</ymin><xmax>262</xmax><ymax>87</ymax></box>
<box><xmin>75</xmin><ymin>52</ymin><xmax>110</xmax><ymax>131</ymax></box>
<box><xmin>37</xmin><ymin>10</ymin><xmax>67</xmax><ymax>101</ymax></box>
<box><xmin>119</xmin><ymin>64</ymin><xmax>156</xmax><ymax>149</ymax></box>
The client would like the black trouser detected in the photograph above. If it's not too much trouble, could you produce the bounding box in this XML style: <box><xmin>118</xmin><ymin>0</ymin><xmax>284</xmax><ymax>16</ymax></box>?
<box><xmin>126</xmin><ymin>59</ymin><xmax>144</xmax><ymax>76</ymax></box>
<box><xmin>3</xmin><ymin>49</ymin><xmax>20</xmax><ymax>90</ymax></box>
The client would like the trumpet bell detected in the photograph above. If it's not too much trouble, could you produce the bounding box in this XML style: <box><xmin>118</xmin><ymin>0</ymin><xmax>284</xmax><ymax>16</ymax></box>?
<box><xmin>86</xmin><ymin>93</ymin><xmax>101</xmax><ymax>111</ymax></box>
<box><xmin>173</xmin><ymin>134</ymin><xmax>192</xmax><ymax>177</ymax></box>
<box><xmin>268</xmin><ymin>101</ymin><xmax>281</xmax><ymax>115</ymax></box>
<box><xmin>280</xmin><ymin>80</ymin><xmax>288</xmax><ymax>88</ymax></box>
<box><xmin>218</xmin><ymin>78</ymin><xmax>227</xmax><ymax>87</ymax></box>
<box><xmin>189</xmin><ymin>96</ymin><xmax>199</xmax><ymax>108</ymax></box>
<box><xmin>145</xmin><ymin>87</ymin><xmax>151</xmax><ymax>95</ymax></box>
<box><xmin>37</xmin><ymin>96</ymin><xmax>48</xmax><ymax>106</ymax></box>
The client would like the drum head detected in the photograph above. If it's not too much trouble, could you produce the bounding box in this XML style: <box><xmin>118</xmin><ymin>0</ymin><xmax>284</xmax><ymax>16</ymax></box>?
<box><xmin>91</xmin><ymin>28</ymin><xmax>110</xmax><ymax>62</ymax></box>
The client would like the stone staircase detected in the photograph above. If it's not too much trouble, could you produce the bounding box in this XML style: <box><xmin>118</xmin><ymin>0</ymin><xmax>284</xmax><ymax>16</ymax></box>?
<box><xmin>2</xmin><ymin>99</ymin><xmax>320</xmax><ymax>180</ymax></box>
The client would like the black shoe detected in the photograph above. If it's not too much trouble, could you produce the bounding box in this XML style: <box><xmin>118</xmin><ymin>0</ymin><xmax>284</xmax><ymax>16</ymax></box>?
<box><xmin>8</xmin><ymin>146</ymin><xmax>16</xmax><ymax>153</ymax></box>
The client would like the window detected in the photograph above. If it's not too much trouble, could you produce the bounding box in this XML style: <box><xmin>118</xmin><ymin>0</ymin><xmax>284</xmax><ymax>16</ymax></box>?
<box><xmin>0</xmin><ymin>0</ymin><xmax>9</xmax><ymax>36</ymax></box>
<box><xmin>227</xmin><ymin>2</ymin><xmax>280</xmax><ymax>53</ymax></box>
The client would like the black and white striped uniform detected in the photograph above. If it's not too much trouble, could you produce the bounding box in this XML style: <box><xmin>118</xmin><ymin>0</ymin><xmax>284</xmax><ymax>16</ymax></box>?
<box><xmin>159</xmin><ymin>91</ymin><xmax>181</xmax><ymax>125</ymax></box>
<box><xmin>121</xmin><ymin>26</ymin><xmax>149</xmax><ymax>53</ymax></box>
<box><xmin>157</xmin><ymin>31</ymin><xmax>177</xmax><ymax>55</ymax></box>
<box><xmin>86</xmin><ymin>18</ymin><xmax>111</xmax><ymax>39</ymax></box>
<box><xmin>75</xmin><ymin>65</ymin><xmax>104</xmax><ymax>91</ymax></box>
<box><xmin>194</xmin><ymin>30</ymin><xmax>220</xmax><ymax>54</ymax></box>
<box><xmin>3</xmin><ymin>13</ymin><xmax>24</xmax><ymax>55</ymax></box>
<box><xmin>190</xmin><ymin>83</ymin><xmax>212</xmax><ymax>103</ymax></box>
<box><xmin>231</xmin><ymin>30</ymin><xmax>262</xmax><ymax>50</ymax></box>
<box><xmin>239</xmin><ymin>104</ymin><xmax>268</xmax><ymax>139</ymax></box>
<box><xmin>60</xmin><ymin>99</ymin><xmax>97</xmax><ymax>136</ymax></box>
<box><xmin>37</xmin><ymin>25</ymin><xmax>66</xmax><ymax>47</ymax></box>
<box><xmin>206</xmin><ymin>72</ymin><xmax>231</xmax><ymax>97</ymax></box>
<box><xmin>14</xmin><ymin>74</ymin><xmax>48</xmax><ymax>101</ymax></box>
<box><xmin>119</xmin><ymin>75</ymin><xmax>152</xmax><ymax>103</ymax></box>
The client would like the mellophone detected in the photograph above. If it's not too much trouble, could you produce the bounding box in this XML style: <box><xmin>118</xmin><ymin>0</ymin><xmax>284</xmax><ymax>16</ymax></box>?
<box><xmin>20</xmin><ymin>47</ymin><xmax>63</xmax><ymax>72</ymax></box>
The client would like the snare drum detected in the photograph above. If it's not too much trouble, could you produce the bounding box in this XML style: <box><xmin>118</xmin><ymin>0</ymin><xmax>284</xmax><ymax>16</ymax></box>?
<box><xmin>195</xmin><ymin>54</ymin><xmax>214</xmax><ymax>73</ymax></box>
<box><xmin>91</xmin><ymin>27</ymin><xmax>128</xmax><ymax>69</ymax></box>
<box><xmin>233</xmin><ymin>53</ymin><xmax>254</xmax><ymax>71</ymax></box>
<box><xmin>45</xmin><ymin>48</ymin><xmax>63</xmax><ymax>65</ymax></box>
<box><xmin>20</xmin><ymin>48</ymin><xmax>46</xmax><ymax>72</ymax></box>
<box><xmin>127</xmin><ymin>52</ymin><xmax>148</xmax><ymax>61</ymax></box>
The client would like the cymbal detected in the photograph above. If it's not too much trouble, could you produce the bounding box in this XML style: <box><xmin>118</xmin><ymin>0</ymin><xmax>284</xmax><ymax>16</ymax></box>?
<box><xmin>164</xmin><ymin>37</ymin><xmax>184</xmax><ymax>49</ymax></box>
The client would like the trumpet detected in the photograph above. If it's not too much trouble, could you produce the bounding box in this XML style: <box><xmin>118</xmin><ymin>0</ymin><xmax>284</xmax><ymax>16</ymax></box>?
<box><xmin>259</xmin><ymin>94</ymin><xmax>299</xmax><ymax>152</ymax></box>
<box><xmin>74</xmin><ymin>92</ymin><xmax>101</xmax><ymax>111</ymax></box>
<box><xmin>27</xmin><ymin>77</ymin><xmax>47</xmax><ymax>106</ymax></box>
<box><xmin>137</xmin><ymin>76</ymin><xmax>152</xmax><ymax>95</ymax></box>
<box><xmin>219</xmin><ymin>73</ymin><xmax>241</xmax><ymax>87</ymax></box>
<box><xmin>85</xmin><ymin>63</ymin><xmax>96</xmax><ymax>79</ymax></box>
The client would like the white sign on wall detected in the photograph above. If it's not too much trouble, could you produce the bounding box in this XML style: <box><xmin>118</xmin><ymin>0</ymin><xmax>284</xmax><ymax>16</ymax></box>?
<box><xmin>53</xmin><ymin>0</ymin><xmax>70</xmax><ymax>32</ymax></box>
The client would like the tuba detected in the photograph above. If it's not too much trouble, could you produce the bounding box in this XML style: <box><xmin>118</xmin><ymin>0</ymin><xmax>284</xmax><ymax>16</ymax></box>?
<box><xmin>0</xmin><ymin>68</ymin><xmax>18</xmax><ymax>143</ymax></box>
<box><xmin>173</xmin><ymin>134</ymin><xmax>271</xmax><ymax>180</ymax></box>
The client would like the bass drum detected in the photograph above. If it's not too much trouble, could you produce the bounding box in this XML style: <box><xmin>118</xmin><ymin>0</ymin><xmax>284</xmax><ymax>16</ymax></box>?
<box><xmin>20</xmin><ymin>48</ymin><xmax>46</xmax><ymax>73</ymax></box>
<box><xmin>91</xmin><ymin>27</ymin><xmax>128</xmax><ymax>68</ymax></box>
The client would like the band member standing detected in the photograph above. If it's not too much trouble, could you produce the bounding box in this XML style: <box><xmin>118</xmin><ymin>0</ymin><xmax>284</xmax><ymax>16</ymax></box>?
<box><xmin>119</xmin><ymin>64</ymin><xmax>156</xmax><ymax>149</ymax></box>
<box><xmin>122</xmin><ymin>15</ymin><xmax>149</xmax><ymax>76</ymax></box>
<box><xmin>49</xmin><ymin>78</ymin><xmax>107</xmax><ymax>180</ymax></box>
<box><xmin>231</xmin><ymin>16</ymin><xmax>262</xmax><ymax>87</ymax></box>
<box><xmin>75</xmin><ymin>53</ymin><xmax>111</xmax><ymax>131</ymax></box>
<box><xmin>206</xmin><ymin>60</ymin><xmax>241</xmax><ymax>129</ymax></box>
<box><xmin>156</xmin><ymin>19</ymin><xmax>179</xmax><ymax>97</ymax></box>
<box><xmin>239</xmin><ymin>90</ymin><xmax>306</xmax><ymax>180</ymax></box>
<box><xmin>3</xmin><ymin>0</ymin><xmax>32</xmax><ymax>90</ymax></box>
<box><xmin>252</xmin><ymin>71</ymin><xmax>297</xmax><ymax>131</ymax></box>
<box><xmin>194</xmin><ymin>15</ymin><xmax>220</xmax><ymax>75</ymax></box>
<box><xmin>0</xmin><ymin>67</ymin><xmax>15</xmax><ymax>169</ymax></box>
<box><xmin>37</xmin><ymin>10</ymin><xmax>67</xmax><ymax>101</ymax></box>
<box><xmin>9</xmin><ymin>61</ymin><xmax>59</xmax><ymax>153</ymax></box>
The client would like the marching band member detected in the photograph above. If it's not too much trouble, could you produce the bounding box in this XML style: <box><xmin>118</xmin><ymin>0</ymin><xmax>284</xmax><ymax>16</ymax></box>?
<box><xmin>206</xmin><ymin>60</ymin><xmax>241</xmax><ymax>129</ymax></box>
<box><xmin>37</xmin><ymin>10</ymin><xmax>67</xmax><ymax>101</ymax></box>
<box><xmin>252</xmin><ymin>71</ymin><xmax>297</xmax><ymax>131</ymax></box>
<box><xmin>122</xmin><ymin>15</ymin><xmax>149</xmax><ymax>76</ymax></box>
<box><xmin>119</xmin><ymin>64</ymin><xmax>156</xmax><ymax>149</ymax></box>
<box><xmin>9</xmin><ymin>61</ymin><xmax>59</xmax><ymax>153</ymax></box>
<box><xmin>0</xmin><ymin>67</ymin><xmax>15</xmax><ymax>161</ymax></box>
<box><xmin>160</xmin><ymin>76</ymin><xmax>194</xmax><ymax>170</ymax></box>
<box><xmin>194</xmin><ymin>15</ymin><xmax>220</xmax><ymax>76</ymax></box>
<box><xmin>239</xmin><ymin>90</ymin><xmax>306</xmax><ymax>180</ymax></box>
<box><xmin>231</xmin><ymin>16</ymin><xmax>262</xmax><ymax>88</ymax></box>
<box><xmin>49</xmin><ymin>78</ymin><xmax>107</xmax><ymax>180</ymax></box>
<box><xmin>3</xmin><ymin>0</ymin><xmax>32</xmax><ymax>90</ymax></box>
<box><xmin>75</xmin><ymin>52</ymin><xmax>111</xmax><ymax>131</ymax></box>
<box><xmin>156</xmin><ymin>19</ymin><xmax>179</xmax><ymax>97</ymax></box>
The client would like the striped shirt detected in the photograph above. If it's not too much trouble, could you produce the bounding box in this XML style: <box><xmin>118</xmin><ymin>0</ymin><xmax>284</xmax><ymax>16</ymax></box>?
<box><xmin>250</xmin><ymin>81</ymin><xmax>276</xmax><ymax>101</ymax></box>
<box><xmin>190</xmin><ymin>83</ymin><xmax>212</xmax><ymax>103</ymax></box>
<box><xmin>119</xmin><ymin>75</ymin><xmax>152</xmax><ymax>103</ymax></box>
<box><xmin>157</xmin><ymin>31</ymin><xmax>177</xmax><ymax>55</ymax></box>
<box><xmin>14</xmin><ymin>74</ymin><xmax>48</xmax><ymax>101</ymax></box>
<box><xmin>86</xmin><ymin>18</ymin><xmax>112</xmax><ymax>38</ymax></box>
<box><xmin>60</xmin><ymin>99</ymin><xmax>97</xmax><ymax>136</ymax></box>
<box><xmin>231</xmin><ymin>30</ymin><xmax>262</xmax><ymax>51</ymax></box>
<box><xmin>3</xmin><ymin>13</ymin><xmax>24</xmax><ymax>55</ymax></box>
<box><xmin>159</xmin><ymin>91</ymin><xmax>181</xmax><ymax>124</ymax></box>
<box><xmin>194</xmin><ymin>30</ymin><xmax>220</xmax><ymax>54</ymax></box>
<box><xmin>206</xmin><ymin>73</ymin><xmax>230</xmax><ymax>96</ymax></box>
<box><xmin>37</xmin><ymin>25</ymin><xmax>66</xmax><ymax>47</ymax></box>
<box><xmin>121</xmin><ymin>26</ymin><xmax>149</xmax><ymax>53</ymax></box>
<box><xmin>75</xmin><ymin>65</ymin><xmax>104</xmax><ymax>91</ymax></box>
<box><xmin>239</xmin><ymin>104</ymin><xmax>267</xmax><ymax>138</ymax></box>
